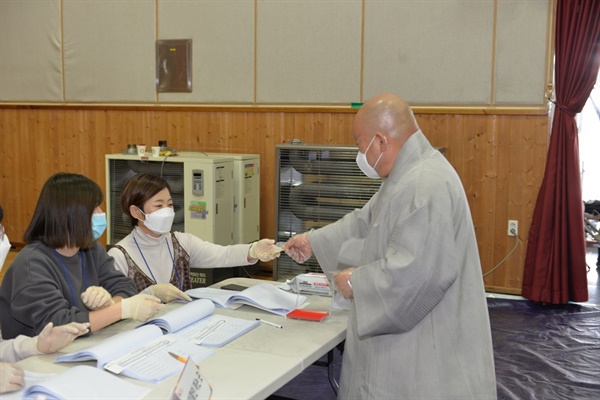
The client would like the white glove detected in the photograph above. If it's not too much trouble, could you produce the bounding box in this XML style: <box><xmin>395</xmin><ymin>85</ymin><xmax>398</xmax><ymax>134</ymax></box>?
<box><xmin>121</xmin><ymin>294</ymin><xmax>164</xmax><ymax>322</ymax></box>
<box><xmin>0</xmin><ymin>362</ymin><xmax>24</xmax><ymax>394</ymax></box>
<box><xmin>36</xmin><ymin>321</ymin><xmax>90</xmax><ymax>354</ymax></box>
<box><xmin>282</xmin><ymin>233</ymin><xmax>313</xmax><ymax>264</ymax></box>
<box><xmin>81</xmin><ymin>286</ymin><xmax>114</xmax><ymax>310</ymax></box>
<box><xmin>249</xmin><ymin>239</ymin><xmax>282</xmax><ymax>262</ymax></box>
<box><xmin>151</xmin><ymin>283</ymin><xmax>192</xmax><ymax>303</ymax></box>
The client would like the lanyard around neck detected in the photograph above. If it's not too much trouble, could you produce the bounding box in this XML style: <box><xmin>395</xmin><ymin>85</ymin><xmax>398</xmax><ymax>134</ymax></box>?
<box><xmin>53</xmin><ymin>250</ymin><xmax>89</xmax><ymax>306</ymax></box>
<box><xmin>133</xmin><ymin>236</ymin><xmax>182</xmax><ymax>290</ymax></box>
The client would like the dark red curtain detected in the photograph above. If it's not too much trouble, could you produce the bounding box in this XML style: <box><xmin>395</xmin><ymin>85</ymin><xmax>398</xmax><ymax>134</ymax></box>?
<box><xmin>522</xmin><ymin>0</ymin><xmax>600</xmax><ymax>304</ymax></box>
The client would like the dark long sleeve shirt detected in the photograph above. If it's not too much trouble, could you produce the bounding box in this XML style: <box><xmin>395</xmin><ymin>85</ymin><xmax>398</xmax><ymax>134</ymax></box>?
<box><xmin>0</xmin><ymin>241</ymin><xmax>137</xmax><ymax>339</ymax></box>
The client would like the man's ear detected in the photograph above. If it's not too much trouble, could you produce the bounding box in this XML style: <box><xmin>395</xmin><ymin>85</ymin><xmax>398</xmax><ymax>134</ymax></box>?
<box><xmin>375</xmin><ymin>132</ymin><xmax>388</xmax><ymax>151</ymax></box>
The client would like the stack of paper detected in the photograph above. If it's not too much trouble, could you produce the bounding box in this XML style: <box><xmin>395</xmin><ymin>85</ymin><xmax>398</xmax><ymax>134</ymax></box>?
<box><xmin>55</xmin><ymin>299</ymin><xmax>259</xmax><ymax>382</ymax></box>
<box><xmin>186</xmin><ymin>282</ymin><xmax>307</xmax><ymax>316</ymax></box>
<box><xmin>18</xmin><ymin>366</ymin><xmax>150</xmax><ymax>400</ymax></box>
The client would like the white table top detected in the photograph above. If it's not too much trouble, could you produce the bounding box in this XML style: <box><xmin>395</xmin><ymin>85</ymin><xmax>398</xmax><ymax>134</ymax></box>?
<box><xmin>17</xmin><ymin>278</ymin><xmax>348</xmax><ymax>400</ymax></box>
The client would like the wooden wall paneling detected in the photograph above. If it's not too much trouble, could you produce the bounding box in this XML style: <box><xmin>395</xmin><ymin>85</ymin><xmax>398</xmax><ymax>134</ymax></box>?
<box><xmin>492</xmin><ymin>115</ymin><xmax>513</xmax><ymax>288</ymax></box>
<box><xmin>260</xmin><ymin>113</ymin><xmax>279</xmax><ymax>251</ymax></box>
<box><xmin>311</xmin><ymin>113</ymin><xmax>326</xmax><ymax>143</ymax></box>
<box><xmin>222</xmin><ymin>112</ymin><xmax>235</xmax><ymax>151</ymax></box>
<box><xmin>470</xmin><ymin>116</ymin><xmax>498</xmax><ymax>285</ymax></box>
<box><xmin>512</xmin><ymin>116</ymin><xmax>547</xmax><ymax>289</ymax></box>
<box><xmin>1</xmin><ymin>110</ymin><xmax>22</xmax><ymax>241</ymax></box>
<box><xmin>293</xmin><ymin>113</ymin><xmax>312</xmax><ymax>144</ymax></box>
<box><xmin>33</xmin><ymin>111</ymin><xmax>54</xmax><ymax>180</ymax></box>
<box><xmin>103</xmin><ymin>111</ymin><xmax>118</xmax><ymax>152</ymax></box>
<box><xmin>506</xmin><ymin>117</ymin><xmax>528</xmax><ymax>288</ymax></box>
<box><xmin>64</xmin><ymin>111</ymin><xmax>79</xmax><ymax>173</ymax></box>
<box><xmin>281</xmin><ymin>112</ymin><xmax>297</xmax><ymax>144</ymax></box>
<box><xmin>334</xmin><ymin>114</ymin><xmax>355</xmax><ymax>145</ymax></box>
<box><xmin>224</xmin><ymin>111</ymin><xmax>239</xmax><ymax>148</ymax></box>
<box><xmin>163</xmin><ymin>112</ymin><xmax>186</xmax><ymax>151</ymax></box>
<box><xmin>209</xmin><ymin>111</ymin><xmax>226</xmax><ymax>150</ymax></box>
<box><xmin>0</xmin><ymin>108</ymin><xmax>549</xmax><ymax>294</ymax></box>
<box><xmin>234</xmin><ymin>112</ymin><xmax>245</xmax><ymax>151</ymax></box>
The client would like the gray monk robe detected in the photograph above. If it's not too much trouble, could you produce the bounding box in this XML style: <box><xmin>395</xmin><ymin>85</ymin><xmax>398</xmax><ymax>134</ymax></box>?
<box><xmin>310</xmin><ymin>130</ymin><xmax>497</xmax><ymax>400</ymax></box>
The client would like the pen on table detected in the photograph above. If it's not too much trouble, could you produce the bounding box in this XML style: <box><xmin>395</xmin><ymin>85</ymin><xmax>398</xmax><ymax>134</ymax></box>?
<box><xmin>168</xmin><ymin>351</ymin><xmax>188</xmax><ymax>363</ymax></box>
<box><xmin>256</xmin><ymin>318</ymin><xmax>283</xmax><ymax>329</ymax></box>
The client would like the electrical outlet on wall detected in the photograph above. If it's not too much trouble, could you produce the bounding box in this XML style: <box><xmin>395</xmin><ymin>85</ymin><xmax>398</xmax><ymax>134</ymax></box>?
<box><xmin>508</xmin><ymin>220</ymin><xmax>518</xmax><ymax>237</ymax></box>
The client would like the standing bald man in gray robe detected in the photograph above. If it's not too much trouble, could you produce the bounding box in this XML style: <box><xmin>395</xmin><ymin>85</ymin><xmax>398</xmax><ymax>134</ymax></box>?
<box><xmin>284</xmin><ymin>94</ymin><xmax>496</xmax><ymax>400</ymax></box>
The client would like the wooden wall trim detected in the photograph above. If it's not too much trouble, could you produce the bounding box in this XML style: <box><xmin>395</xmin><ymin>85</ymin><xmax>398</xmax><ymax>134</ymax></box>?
<box><xmin>0</xmin><ymin>103</ymin><xmax>548</xmax><ymax>116</ymax></box>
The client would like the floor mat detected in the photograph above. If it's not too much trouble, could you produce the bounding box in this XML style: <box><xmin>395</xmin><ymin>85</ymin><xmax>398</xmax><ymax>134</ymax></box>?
<box><xmin>270</xmin><ymin>299</ymin><xmax>600</xmax><ymax>399</ymax></box>
<box><xmin>489</xmin><ymin>298</ymin><xmax>600</xmax><ymax>400</ymax></box>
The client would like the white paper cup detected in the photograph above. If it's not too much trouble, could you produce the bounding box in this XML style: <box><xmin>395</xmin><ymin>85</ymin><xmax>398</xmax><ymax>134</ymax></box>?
<box><xmin>151</xmin><ymin>146</ymin><xmax>161</xmax><ymax>157</ymax></box>
<box><xmin>136</xmin><ymin>144</ymin><xmax>146</xmax><ymax>156</ymax></box>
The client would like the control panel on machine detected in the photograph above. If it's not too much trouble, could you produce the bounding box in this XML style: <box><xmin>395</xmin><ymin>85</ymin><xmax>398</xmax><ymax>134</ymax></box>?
<box><xmin>193</xmin><ymin>169</ymin><xmax>204</xmax><ymax>196</ymax></box>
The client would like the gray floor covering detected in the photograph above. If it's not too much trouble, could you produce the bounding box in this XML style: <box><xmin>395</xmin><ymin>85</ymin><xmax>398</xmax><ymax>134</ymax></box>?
<box><xmin>267</xmin><ymin>249</ymin><xmax>600</xmax><ymax>400</ymax></box>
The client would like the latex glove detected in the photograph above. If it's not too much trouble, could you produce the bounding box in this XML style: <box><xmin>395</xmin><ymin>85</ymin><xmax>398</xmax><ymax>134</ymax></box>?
<box><xmin>81</xmin><ymin>286</ymin><xmax>114</xmax><ymax>310</ymax></box>
<box><xmin>151</xmin><ymin>283</ymin><xmax>192</xmax><ymax>303</ymax></box>
<box><xmin>282</xmin><ymin>233</ymin><xmax>313</xmax><ymax>264</ymax></box>
<box><xmin>36</xmin><ymin>321</ymin><xmax>90</xmax><ymax>354</ymax></box>
<box><xmin>121</xmin><ymin>294</ymin><xmax>164</xmax><ymax>322</ymax></box>
<box><xmin>333</xmin><ymin>268</ymin><xmax>354</xmax><ymax>300</ymax></box>
<box><xmin>0</xmin><ymin>362</ymin><xmax>24</xmax><ymax>394</ymax></box>
<box><xmin>249</xmin><ymin>239</ymin><xmax>282</xmax><ymax>262</ymax></box>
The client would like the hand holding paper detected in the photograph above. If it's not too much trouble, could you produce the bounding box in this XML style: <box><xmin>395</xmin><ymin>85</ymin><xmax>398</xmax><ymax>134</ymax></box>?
<box><xmin>282</xmin><ymin>233</ymin><xmax>313</xmax><ymax>263</ymax></box>
<box><xmin>249</xmin><ymin>239</ymin><xmax>282</xmax><ymax>262</ymax></box>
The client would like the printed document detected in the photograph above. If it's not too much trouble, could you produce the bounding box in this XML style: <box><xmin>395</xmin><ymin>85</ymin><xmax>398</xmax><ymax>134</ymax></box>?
<box><xmin>186</xmin><ymin>282</ymin><xmax>307</xmax><ymax>316</ymax></box>
<box><xmin>139</xmin><ymin>298</ymin><xmax>260</xmax><ymax>346</ymax></box>
<box><xmin>55</xmin><ymin>324</ymin><xmax>214</xmax><ymax>383</ymax></box>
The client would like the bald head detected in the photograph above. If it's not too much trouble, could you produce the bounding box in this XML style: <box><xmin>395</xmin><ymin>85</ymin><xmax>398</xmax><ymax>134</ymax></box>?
<box><xmin>355</xmin><ymin>94</ymin><xmax>419</xmax><ymax>142</ymax></box>
<box><xmin>353</xmin><ymin>94</ymin><xmax>419</xmax><ymax>178</ymax></box>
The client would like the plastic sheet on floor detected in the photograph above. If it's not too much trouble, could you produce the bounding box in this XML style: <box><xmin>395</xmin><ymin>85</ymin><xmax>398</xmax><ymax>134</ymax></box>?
<box><xmin>270</xmin><ymin>299</ymin><xmax>600</xmax><ymax>400</ymax></box>
<box><xmin>488</xmin><ymin>298</ymin><xmax>600</xmax><ymax>400</ymax></box>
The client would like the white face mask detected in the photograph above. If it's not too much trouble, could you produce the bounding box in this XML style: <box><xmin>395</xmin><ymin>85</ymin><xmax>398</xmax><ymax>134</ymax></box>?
<box><xmin>0</xmin><ymin>233</ymin><xmax>11</xmax><ymax>271</ymax></box>
<box><xmin>138</xmin><ymin>207</ymin><xmax>175</xmax><ymax>234</ymax></box>
<box><xmin>356</xmin><ymin>135</ymin><xmax>384</xmax><ymax>179</ymax></box>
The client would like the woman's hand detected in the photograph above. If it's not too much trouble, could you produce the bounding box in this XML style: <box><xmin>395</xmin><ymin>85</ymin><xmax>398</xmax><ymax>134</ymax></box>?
<box><xmin>81</xmin><ymin>286</ymin><xmax>114</xmax><ymax>310</ymax></box>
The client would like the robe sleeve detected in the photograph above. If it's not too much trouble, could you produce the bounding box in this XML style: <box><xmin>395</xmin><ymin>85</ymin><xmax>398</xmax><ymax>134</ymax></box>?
<box><xmin>352</xmin><ymin>202</ymin><xmax>459</xmax><ymax>338</ymax></box>
<box><xmin>310</xmin><ymin>193</ymin><xmax>377</xmax><ymax>273</ymax></box>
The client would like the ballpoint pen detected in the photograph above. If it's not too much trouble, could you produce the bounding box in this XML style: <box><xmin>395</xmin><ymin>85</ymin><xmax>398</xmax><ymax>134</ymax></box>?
<box><xmin>256</xmin><ymin>318</ymin><xmax>283</xmax><ymax>329</ymax></box>
<box><xmin>168</xmin><ymin>351</ymin><xmax>188</xmax><ymax>364</ymax></box>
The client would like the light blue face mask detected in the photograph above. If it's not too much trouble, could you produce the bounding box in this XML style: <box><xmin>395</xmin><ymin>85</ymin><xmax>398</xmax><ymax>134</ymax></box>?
<box><xmin>91</xmin><ymin>212</ymin><xmax>107</xmax><ymax>240</ymax></box>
